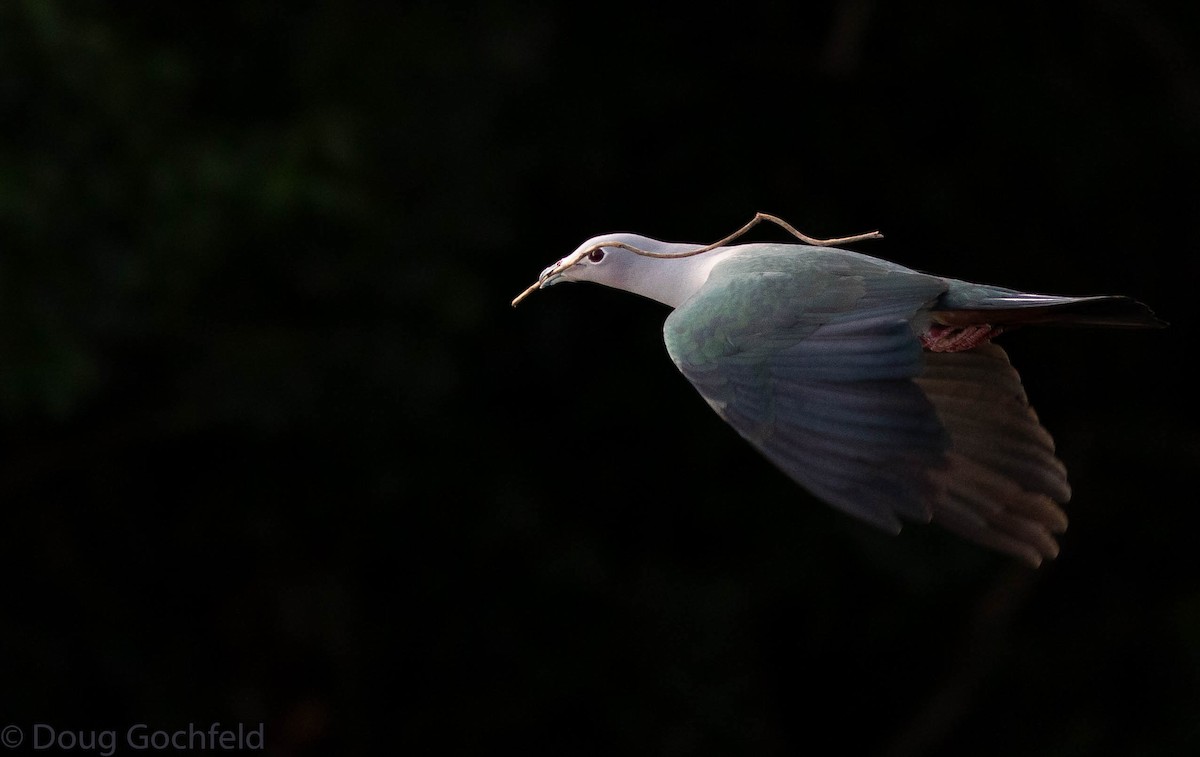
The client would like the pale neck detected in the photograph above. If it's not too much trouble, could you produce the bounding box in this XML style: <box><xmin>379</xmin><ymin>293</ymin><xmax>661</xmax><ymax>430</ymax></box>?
<box><xmin>622</xmin><ymin>247</ymin><xmax>736</xmax><ymax>309</ymax></box>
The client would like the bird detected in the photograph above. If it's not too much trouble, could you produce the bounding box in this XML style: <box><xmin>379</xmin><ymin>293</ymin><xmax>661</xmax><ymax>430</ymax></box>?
<box><xmin>512</xmin><ymin>214</ymin><xmax>1164</xmax><ymax>567</ymax></box>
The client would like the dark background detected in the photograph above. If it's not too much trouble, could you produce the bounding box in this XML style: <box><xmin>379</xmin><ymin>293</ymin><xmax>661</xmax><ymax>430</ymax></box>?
<box><xmin>2</xmin><ymin>1</ymin><xmax>1197</xmax><ymax>755</ymax></box>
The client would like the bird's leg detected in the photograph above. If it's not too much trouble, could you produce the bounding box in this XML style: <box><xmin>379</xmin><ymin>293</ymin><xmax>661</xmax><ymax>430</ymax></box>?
<box><xmin>920</xmin><ymin>324</ymin><xmax>1005</xmax><ymax>352</ymax></box>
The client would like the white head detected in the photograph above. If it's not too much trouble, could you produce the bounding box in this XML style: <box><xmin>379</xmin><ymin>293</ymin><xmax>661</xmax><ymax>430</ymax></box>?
<box><xmin>512</xmin><ymin>233</ymin><xmax>734</xmax><ymax>309</ymax></box>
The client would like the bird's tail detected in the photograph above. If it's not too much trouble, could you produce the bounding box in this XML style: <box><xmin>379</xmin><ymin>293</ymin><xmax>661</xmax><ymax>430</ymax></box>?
<box><xmin>933</xmin><ymin>285</ymin><xmax>1165</xmax><ymax>329</ymax></box>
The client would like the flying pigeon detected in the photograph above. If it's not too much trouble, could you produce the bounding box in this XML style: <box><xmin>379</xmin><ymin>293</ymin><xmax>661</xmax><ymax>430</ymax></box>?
<box><xmin>513</xmin><ymin>215</ymin><xmax>1163</xmax><ymax>566</ymax></box>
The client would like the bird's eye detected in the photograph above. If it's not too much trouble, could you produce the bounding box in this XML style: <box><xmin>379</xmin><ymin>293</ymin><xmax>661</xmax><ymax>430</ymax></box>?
<box><xmin>587</xmin><ymin>248</ymin><xmax>606</xmax><ymax>263</ymax></box>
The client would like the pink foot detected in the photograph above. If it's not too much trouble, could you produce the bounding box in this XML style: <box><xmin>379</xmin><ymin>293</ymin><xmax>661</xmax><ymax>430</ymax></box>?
<box><xmin>920</xmin><ymin>324</ymin><xmax>1004</xmax><ymax>352</ymax></box>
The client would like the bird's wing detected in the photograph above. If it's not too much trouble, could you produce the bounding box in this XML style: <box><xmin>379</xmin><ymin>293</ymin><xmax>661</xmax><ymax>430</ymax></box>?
<box><xmin>915</xmin><ymin>344</ymin><xmax>1070</xmax><ymax>563</ymax></box>
<box><xmin>663</xmin><ymin>247</ymin><xmax>950</xmax><ymax>531</ymax></box>
<box><xmin>663</xmin><ymin>246</ymin><xmax>1069</xmax><ymax>565</ymax></box>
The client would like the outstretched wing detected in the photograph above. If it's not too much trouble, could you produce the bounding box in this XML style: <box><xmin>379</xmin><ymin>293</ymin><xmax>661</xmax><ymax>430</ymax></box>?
<box><xmin>916</xmin><ymin>344</ymin><xmax>1070</xmax><ymax>562</ymax></box>
<box><xmin>663</xmin><ymin>246</ymin><xmax>1070</xmax><ymax>565</ymax></box>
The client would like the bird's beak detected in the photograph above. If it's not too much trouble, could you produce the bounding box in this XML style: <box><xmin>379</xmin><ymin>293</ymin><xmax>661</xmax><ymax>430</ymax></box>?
<box><xmin>539</xmin><ymin>263</ymin><xmax>566</xmax><ymax>288</ymax></box>
<box><xmin>511</xmin><ymin>260</ymin><xmax>570</xmax><ymax>307</ymax></box>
